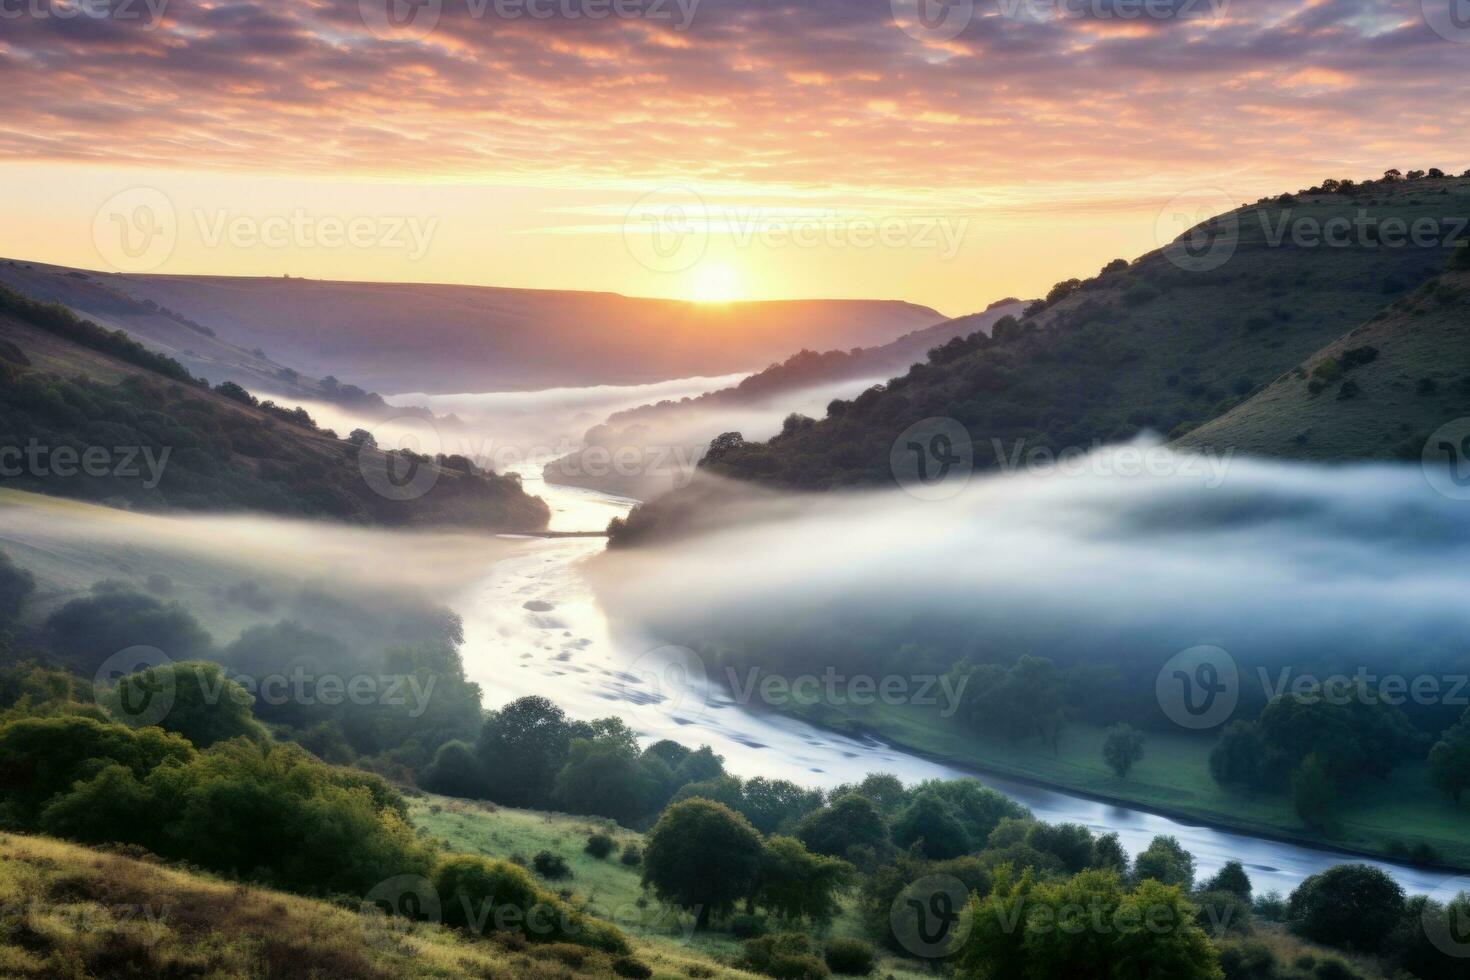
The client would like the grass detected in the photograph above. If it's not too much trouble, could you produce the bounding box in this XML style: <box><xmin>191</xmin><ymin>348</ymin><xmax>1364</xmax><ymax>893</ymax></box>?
<box><xmin>409</xmin><ymin>795</ymin><xmax>935</xmax><ymax>980</ymax></box>
<box><xmin>798</xmin><ymin>699</ymin><xmax>1470</xmax><ymax>870</ymax></box>
<box><xmin>0</xmin><ymin>831</ymin><xmax>761</xmax><ymax>980</ymax></box>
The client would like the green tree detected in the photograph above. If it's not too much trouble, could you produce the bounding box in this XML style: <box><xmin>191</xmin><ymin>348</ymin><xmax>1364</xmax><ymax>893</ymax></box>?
<box><xmin>1103</xmin><ymin>723</ymin><xmax>1145</xmax><ymax>778</ymax></box>
<box><xmin>1292</xmin><ymin>752</ymin><xmax>1337</xmax><ymax>829</ymax></box>
<box><xmin>0</xmin><ymin>714</ymin><xmax>194</xmax><ymax>826</ymax></box>
<box><xmin>47</xmin><ymin>583</ymin><xmax>213</xmax><ymax>669</ymax></box>
<box><xmin>1204</xmin><ymin>860</ymin><xmax>1252</xmax><ymax>899</ymax></box>
<box><xmin>422</xmin><ymin>739</ymin><xmax>485</xmax><ymax>797</ymax></box>
<box><xmin>476</xmin><ymin>696</ymin><xmax>576</xmax><ymax>808</ymax></box>
<box><xmin>892</xmin><ymin>790</ymin><xmax>972</xmax><ymax>859</ymax></box>
<box><xmin>741</xmin><ymin>777</ymin><xmax>825</xmax><ymax>835</ymax></box>
<box><xmin>643</xmin><ymin>799</ymin><xmax>764</xmax><ymax>929</ymax></box>
<box><xmin>0</xmin><ymin>549</ymin><xmax>35</xmax><ymax>622</ymax></box>
<box><xmin>1286</xmin><ymin>864</ymin><xmax>1404</xmax><ymax>954</ymax></box>
<box><xmin>756</xmin><ymin>835</ymin><xmax>852</xmax><ymax>924</ymax></box>
<box><xmin>1133</xmin><ymin>835</ymin><xmax>1194</xmax><ymax>890</ymax></box>
<box><xmin>918</xmin><ymin>779</ymin><xmax>1029</xmax><ymax>843</ymax></box>
<box><xmin>102</xmin><ymin>660</ymin><xmax>266</xmax><ymax>748</ymax></box>
<box><xmin>1428</xmin><ymin>707</ymin><xmax>1470</xmax><ymax>803</ymax></box>
<box><xmin>554</xmin><ymin>728</ymin><xmax>660</xmax><ymax>823</ymax></box>
<box><xmin>796</xmin><ymin>794</ymin><xmax>889</xmax><ymax>859</ymax></box>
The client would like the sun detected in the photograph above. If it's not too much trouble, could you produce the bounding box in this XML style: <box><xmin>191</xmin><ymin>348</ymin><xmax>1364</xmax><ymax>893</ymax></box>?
<box><xmin>688</xmin><ymin>262</ymin><xmax>742</xmax><ymax>304</ymax></box>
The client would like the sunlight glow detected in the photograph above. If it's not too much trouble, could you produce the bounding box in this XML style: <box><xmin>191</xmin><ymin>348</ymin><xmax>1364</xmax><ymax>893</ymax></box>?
<box><xmin>688</xmin><ymin>262</ymin><xmax>742</xmax><ymax>304</ymax></box>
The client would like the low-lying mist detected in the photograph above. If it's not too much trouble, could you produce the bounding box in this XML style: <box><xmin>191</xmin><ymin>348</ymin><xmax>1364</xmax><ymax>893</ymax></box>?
<box><xmin>593</xmin><ymin>446</ymin><xmax>1470</xmax><ymax>721</ymax></box>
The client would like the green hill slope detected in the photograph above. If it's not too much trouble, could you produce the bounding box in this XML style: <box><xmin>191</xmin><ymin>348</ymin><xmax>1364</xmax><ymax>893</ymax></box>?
<box><xmin>0</xmin><ymin>832</ymin><xmax>741</xmax><ymax>980</ymax></box>
<box><xmin>1175</xmin><ymin>268</ymin><xmax>1470</xmax><ymax>460</ymax></box>
<box><xmin>0</xmin><ymin>287</ymin><xmax>549</xmax><ymax>529</ymax></box>
<box><xmin>612</xmin><ymin>174</ymin><xmax>1470</xmax><ymax>541</ymax></box>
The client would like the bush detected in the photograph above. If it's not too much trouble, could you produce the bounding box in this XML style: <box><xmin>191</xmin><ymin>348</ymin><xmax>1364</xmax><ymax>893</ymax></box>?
<box><xmin>619</xmin><ymin>843</ymin><xmax>642</xmax><ymax>866</ymax></box>
<box><xmin>745</xmin><ymin>934</ymin><xmax>829</xmax><ymax>980</ymax></box>
<box><xmin>533</xmin><ymin>850</ymin><xmax>571</xmax><ymax>880</ymax></box>
<box><xmin>729</xmin><ymin>913</ymin><xmax>768</xmax><ymax>939</ymax></box>
<box><xmin>1287</xmin><ymin>864</ymin><xmax>1404</xmax><ymax>954</ymax></box>
<box><xmin>585</xmin><ymin>832</ymin><xmax>616</xmax><ymax>859</ymax></box>
<box><xmin>823</xmin><ymin>938</ymin><xmax>876</xmax><ymax>975</ymax></box>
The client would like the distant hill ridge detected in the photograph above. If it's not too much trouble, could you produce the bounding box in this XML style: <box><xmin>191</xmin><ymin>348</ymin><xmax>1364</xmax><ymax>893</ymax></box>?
<box><xmin>0</xmin><ymin>260</ymin><xmax>942</xmax><ymax>394</ymax></box>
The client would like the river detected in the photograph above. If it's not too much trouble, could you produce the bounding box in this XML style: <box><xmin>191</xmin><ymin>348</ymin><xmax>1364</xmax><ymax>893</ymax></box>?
<box><xmin>451</xmin><ymin>461</ymin><xmax>1452</xmax><ymax>899</ymax></box>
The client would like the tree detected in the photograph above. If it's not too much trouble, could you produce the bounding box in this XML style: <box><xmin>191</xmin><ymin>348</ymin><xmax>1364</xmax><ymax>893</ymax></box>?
<box><xmin>739</xmin><ymin>777</ymin><xmax>824</xmax><ymax>835</ymax></box>
<box><xmin>422</xmin><ymin>740</ymin><xmax>485</xmax><ymax>797</ymax></box>
<box><xmin>705</xmin><ymin>431</ymin><xmax>746</xmax><ymax>462</ymax></box>
<box><xmin>1292</xmin><ymin>753</ymin><xmax>1337</xmax><ymax>829</ymax></box>
<box><xmin>101</xmin><ymin>660</ymin><xmax>265</xmax><ymax>748</ymax></box>
<box><xmin>47</xmin><ymin>583</ymin><xmax>212</xmax><ymax>670</ymax></box>
<box><xmin>918</xmin><ymin>779</ymin><xmax>1029</xmax><ymax>843</ymax></box>
<box><xmin>755</xmin><ymin>835</ymin><xmax>851</xmax><ymax>924</ymax></box>
<box><xmin>1287</xmin><ymin>864</ymin><xmax>1404</xmax><ymax>954</ymax></box>
<box><xmin>1133</xmin><ymin>835</ymin><xmax>1195</xmax><ymax>890</ymax></box>
<box><xmin>554</xmin><ymin>730</ymin><xmax>659</xmax><ymax>823</ymax></box>
<box><xmin>643</xmin><ymin>799</ymin><xmax>763</xmax><ymax>929</ymax></box>
<box><xmin>673</xmin><ymin>745</ymin><xmax>727</xmax><ymax>787</ymax></box>
<box><xmin>1204</xmin><ymin>860</ymin><xmax>1252</xmax><ymax>899</ymax></box>
<box><xmin>892</xmin><ymin>790</ymin><xmax>971</xmax><ymax>859</ymax></box>
<box><xmin>1090</xmin><ymin>832</ymin><xmax>1129</xmax><ymax>876</ymax></box>
<box><xmin>0</xmin><ymin>549</ymin><xmax>35</xmax><ymax>622</ymax></box>
<box><xmin>1428</xmin><ymin>707</ymin><xmax>1470</xmax><ymax>803</ymax></box>
<box><xmin>1208</xmin><ymin>720</ymin><xmax>1269</xmax><ymax>788</ymax></box>
<box><xmin>796</xmin><ymin>794</ymin><xmax>888</xmax><ymax>859</ymax></box>
<box><xmin>1025</xmin><ymin>822</ymin><xmax>1095</xmax><ymax>875</ymax></box>
<box><xmin>1103</xmin><ymin>723</ymin><xmax>1145</xmax><ymax>778</ymax></box>
<box><xmin>476</xmin><ymin>696</ymin><xmax>575</xmax><ymax>808</ymax></box>
<box><xmin>960</xmin><ymin>867</ymin><xmax>1222</xmax><ymax>980</ymax></box>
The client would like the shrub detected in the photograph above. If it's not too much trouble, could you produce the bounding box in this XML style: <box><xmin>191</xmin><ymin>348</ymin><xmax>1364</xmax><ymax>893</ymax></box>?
<box><xmin>729</xmin><ymin>913</ymin><xmax>768</xmax><ymax>939</ymax></box>
<box><xmin>823</xmin><ymin>938</ymin><xmax>876</xmax><ymax>976</ymax></box>
<box><xmin>619</xmin><ymin>843</ymin><xmax>642</xmax><ymax>866</ymax></box>
<box><xmin>1287</xmin><ymin>864</ymin><xmax>1404</xmax><ymax>954</ymax></box>
<box><xmin>585</xmin><ymin>832</ymin><xmax>616</xmax><ymax>859</ymax></box>
<box><xmin>533</xmin><ymin>850</ymin><xmax>571</xmax><ymax>880</ymax></box>
<box><xmin>746</xmin><ymin>934</ymin><xmax>829</xmax><ymax>980</ymax></box>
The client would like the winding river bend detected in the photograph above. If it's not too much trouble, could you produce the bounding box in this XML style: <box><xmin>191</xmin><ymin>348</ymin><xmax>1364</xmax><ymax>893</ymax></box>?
<box><xmin>453</xmin><ymin>463</ymin><xmax>1449</xmax><ymax>899</ymax></box>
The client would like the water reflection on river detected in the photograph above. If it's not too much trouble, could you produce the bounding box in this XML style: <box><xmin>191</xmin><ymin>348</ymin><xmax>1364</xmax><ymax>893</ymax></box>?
<box><xmin>452</xmin><ymin>463</ymin><xmax>1450</xmax><ymax>899</ymax></box>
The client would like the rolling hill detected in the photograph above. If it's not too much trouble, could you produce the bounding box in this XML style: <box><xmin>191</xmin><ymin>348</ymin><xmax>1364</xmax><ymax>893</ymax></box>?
<box><xmin>0</xmin><ymin>286</ymin><xmax>549</xmax><ymax>530</ymax></box>
<box><xmin>0</xmin><ymin>260</ymin><xmax>942</xmax><ymax>395</ymax></box>
<box><xmin>1175</xmin><ymin>267</ymin><xmax>1470</xmax><ymax>460</ymax></box>
<box><xmin>611</xmin><ymin>173</ymin><xmax>1470</xmax><ymax>541</ymax></box>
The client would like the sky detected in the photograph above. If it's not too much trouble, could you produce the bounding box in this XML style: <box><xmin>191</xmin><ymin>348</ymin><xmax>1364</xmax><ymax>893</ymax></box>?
<box><xmin>1</xmin><ymin>0</ymin><xmax>1468</xmax><ymax>315</ymax></box>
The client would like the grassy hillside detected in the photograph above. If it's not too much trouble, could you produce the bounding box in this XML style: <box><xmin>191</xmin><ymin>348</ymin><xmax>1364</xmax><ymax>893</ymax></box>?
<box><xmin>0</xmin><ymin>259</ymin><xmax>387</xmax><ymax>406</ymax></box>
<box><xmin>620</xmin><ymin>176</ymin><xmax>1468</xmax><ymax>515</ymax></box>
<box><xmin>1176</xmin><ymin>268</ymin><xmax>1470</xmax><ymax>460</ymax></box>
<box><xmin>0</xmin><ymin>832</ymin><xmax>744</xmax><ymax>980</ymax></box>
<box><xmin>411</xmin><ymin>796</ymin><xmax>931</xmax><ymax>980</ymax></box>
<box><xmin>0</xmin><ymin>289</ymin><xmax>549</xmax><ymax>529</ymax></box>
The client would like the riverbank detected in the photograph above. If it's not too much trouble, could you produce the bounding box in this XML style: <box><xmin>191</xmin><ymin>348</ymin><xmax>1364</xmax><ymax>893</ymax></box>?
<box><xmin>786</xmin><ymin>699</ymin><xmax>1470</xmax><ymax>875</ymax></box>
